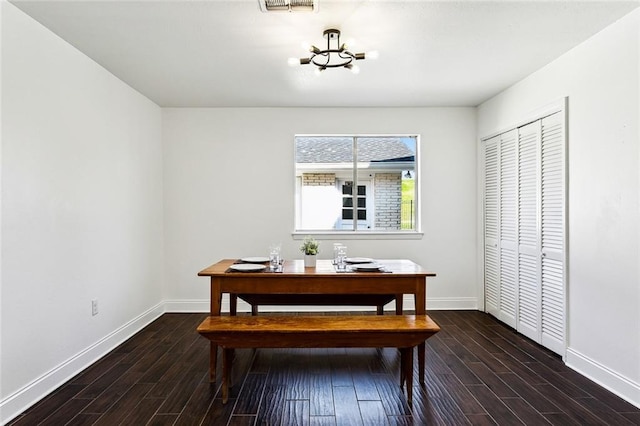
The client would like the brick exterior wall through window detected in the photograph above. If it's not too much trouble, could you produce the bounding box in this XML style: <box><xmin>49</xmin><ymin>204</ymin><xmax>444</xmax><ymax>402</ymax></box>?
<box><xmin>302</xmin><ymin>173</ymin><xmax>336</xmax><ymax>186</ymax></box>
<box><xmin>374</xmin><ymin>173</ymin><xmax>402</xmax><ymax>230</ymax></box>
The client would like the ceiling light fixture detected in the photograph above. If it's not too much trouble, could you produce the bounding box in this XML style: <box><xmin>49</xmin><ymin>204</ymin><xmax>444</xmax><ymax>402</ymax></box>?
<box><xmin>289</xmin><ymin>29</ymin><xmax>377</xmax><ymax>75</ymax></box>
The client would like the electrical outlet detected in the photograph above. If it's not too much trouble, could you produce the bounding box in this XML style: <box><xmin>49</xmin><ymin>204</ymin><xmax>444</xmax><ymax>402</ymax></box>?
<box><xmin>91</xmin><ymin>299</ymin><xmax>98</xmax><ymax>316</ymax></box>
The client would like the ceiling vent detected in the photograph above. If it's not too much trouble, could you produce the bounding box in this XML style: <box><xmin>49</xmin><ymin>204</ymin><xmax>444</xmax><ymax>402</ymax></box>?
<box><xmin>259</xmin><ymin>0</ymin><xmax>318</xmax><ymax>13</ymax></box>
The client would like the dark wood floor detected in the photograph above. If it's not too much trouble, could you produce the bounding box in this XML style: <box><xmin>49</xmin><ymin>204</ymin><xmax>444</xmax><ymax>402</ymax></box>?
<box><xmin>9</xmin><ymin>311</ymin><xmax>640</xmax><ymax>425</ymax></box>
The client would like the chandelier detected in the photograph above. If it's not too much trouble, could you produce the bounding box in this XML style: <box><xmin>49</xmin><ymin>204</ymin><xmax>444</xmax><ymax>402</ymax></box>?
<box><xmin>289</xmin><ymin>29</ymin><xmax>377</xmax><ymax>74</ymax></box>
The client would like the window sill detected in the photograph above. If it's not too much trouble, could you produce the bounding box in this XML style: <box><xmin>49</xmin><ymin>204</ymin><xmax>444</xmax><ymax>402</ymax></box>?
<box><xmin>292</xmin><ymin>231</ymin><xmax>424</xmax><ymax>241</ymax></box>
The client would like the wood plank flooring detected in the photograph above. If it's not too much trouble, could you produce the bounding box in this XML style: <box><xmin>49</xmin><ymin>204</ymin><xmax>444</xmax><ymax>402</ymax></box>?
<box><xmin>9</xmin><ymin>311</ymin><xmax>640</xmax><ymax>425</ymax></box>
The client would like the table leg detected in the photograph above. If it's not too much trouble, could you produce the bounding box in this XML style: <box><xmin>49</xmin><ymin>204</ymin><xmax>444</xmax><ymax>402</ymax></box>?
<box><xmin>210</xmin><ymin>277</ymin><xmax>222</xmax><ymax>382</ymax></box>
<box><xmin>395</xmin><ymin>294</ymin><xmax>403</xmax><ymax>315</ymax></box>
<box><xmin>229</xmin><ymin>294</ymin><xmax>237</xmax><ymax>316</ymax></box>
<box><xmin>227</xmin><ymin>294</ymin><xmax>239</xmax><ymax>368</ymax></box>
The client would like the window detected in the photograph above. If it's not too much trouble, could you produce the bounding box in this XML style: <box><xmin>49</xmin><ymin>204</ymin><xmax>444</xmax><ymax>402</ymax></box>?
<box><xmin>295</xmin><ymin>135</ymin><xmax>418</xmax><ymax>233</ymax></box>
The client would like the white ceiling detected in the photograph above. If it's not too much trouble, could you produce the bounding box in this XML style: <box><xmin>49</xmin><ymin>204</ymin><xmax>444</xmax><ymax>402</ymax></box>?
<box><xmin>10</xmin><ymin>0</ymin><xmax>639</xmax><ymax>107</ymax></box>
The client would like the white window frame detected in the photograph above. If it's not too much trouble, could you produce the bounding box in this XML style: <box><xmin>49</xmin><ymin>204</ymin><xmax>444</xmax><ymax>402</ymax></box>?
<box><xmin>293</xmin><ymin>134</ymin><xmax>423</xmax><ymax>240</ymax></box>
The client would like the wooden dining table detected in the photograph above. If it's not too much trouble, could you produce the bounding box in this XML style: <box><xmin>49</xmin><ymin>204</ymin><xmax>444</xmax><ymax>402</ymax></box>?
<box><xmin>198</xmin><ymin>258</ymin><xmax>436</xmax><ymax>384</ymax></box>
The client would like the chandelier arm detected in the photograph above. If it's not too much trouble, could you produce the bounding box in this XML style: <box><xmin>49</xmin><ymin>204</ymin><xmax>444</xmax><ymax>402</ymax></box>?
<box><xmin>311</xmin><ymin>60</ymin><xmax>353</xmax><ymax>68</ymax></box>
<box><xmin>310</xmin><ymin>52</ymin><xmax>330</xmax><ymax>67</ymax></box>
<box><xmin>338</xmin><ymin>51</ymin><xmax>355</xmax><ymax>60</ymax></box>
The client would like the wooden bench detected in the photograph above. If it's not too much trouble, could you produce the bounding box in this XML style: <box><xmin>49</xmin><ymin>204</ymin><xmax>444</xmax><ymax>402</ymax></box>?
<box><xmin>197</xmin><ymin>315</ymin><xmax>440</xmax><ymax>404</ymax></box>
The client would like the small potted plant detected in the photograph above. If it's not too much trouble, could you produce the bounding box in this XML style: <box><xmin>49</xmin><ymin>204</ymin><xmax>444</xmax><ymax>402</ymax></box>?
<box><xmin>300</xmin><ymin>236</ymin><xmax>319</xmax><ymax>268</ymax></box>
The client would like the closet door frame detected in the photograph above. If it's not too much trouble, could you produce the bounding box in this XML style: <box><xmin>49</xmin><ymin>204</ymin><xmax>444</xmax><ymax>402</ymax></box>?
<box><xmin>479</xmin><ymin>97</ymin><xmax>568</xmax><ymax>358</ymax></box>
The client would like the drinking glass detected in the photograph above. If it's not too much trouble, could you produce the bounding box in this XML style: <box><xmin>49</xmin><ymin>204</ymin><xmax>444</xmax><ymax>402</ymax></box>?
<box><xmin>269</xmin><ymin>243</ymin><xmax>281</xmax><ymax>271</ymax></box>
<box><xmin>333</xmin><ymin>243</ymin><xmax>344</xmax><ymax>265</ymax></box>
<box><xmin>336</xmin><ymin>245</ymin><xmax>348</xmax><ymax>271</ymax></box>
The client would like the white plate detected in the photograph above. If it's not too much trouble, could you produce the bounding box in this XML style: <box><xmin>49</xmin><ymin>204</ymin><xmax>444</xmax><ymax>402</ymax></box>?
<box><xmin>350</xmin><ymin>263</ymin><xmax>383</xmax><ymax>272</ymax></box>
<box><xmin>345</xmin><ymin>257</ymin><xmax>374</xmax><ymax>264</ymax></box>
<box><xmin>240</xmin><ymin>256</ymin><xmax>270</xmax><ymax>263</ymax></box>
<box><xmin>229</xmin><ymin>263</ymin><xmax>267</xmax><ymax>272</ymax></box>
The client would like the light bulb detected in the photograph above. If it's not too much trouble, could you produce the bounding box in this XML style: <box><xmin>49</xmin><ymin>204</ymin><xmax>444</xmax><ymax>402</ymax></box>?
<box><xmin>288</xmin><ymin>57</ymin><xmax>300</xmax><ymax>66</ymax></box>
<box><xmin>367</xmin><ymin>50</ymin><xmax>379</xmax><ymax>59</ymax></box>
<box><xmin>350</xmin><ymin>64</ymin><xmax>360</xmax><ymax>74</ymax></box>
<box><xmin>314</xmin><ymin>67</ymin><xmax>323</xmax><ymax>76</ymax></box>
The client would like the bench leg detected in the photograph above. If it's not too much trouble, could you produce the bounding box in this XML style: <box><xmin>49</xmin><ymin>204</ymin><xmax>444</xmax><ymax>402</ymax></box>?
<box><xmin>252</xmin><ymin>305</ymin><xmax>258</xmax><ymax>316</ymax></box>
<box><xmin>418</xmin><ymin>342</ymin><xmax>425</xmax><ymax>386</ymax></box>
<box><xmin>400</xmin><ymin>349</ymin><xmax>405</xmax><ymax>387</ymax></box>
<box><xmin>406</xmin><ymin>347</ymin><xmax>413</xmax><ymax>405</ymax></box>
<box><xmin>222</xmin><ymin>348</ymin><xmax>232</xmax><ymax>404</ymax></box>
<box><xmin>376</xmin><ymin>305</ymin><xmax>384</xmax><ymax>315</ymax></box>
<box><xmin>209</xmin><ymin>343</ymin><xmax>218</xmax><ymax>382</ymax></box>
<box><xmin>399</xmin><ymin>347</ymin><xmax>413</xmax><ymax>405</ymax></box>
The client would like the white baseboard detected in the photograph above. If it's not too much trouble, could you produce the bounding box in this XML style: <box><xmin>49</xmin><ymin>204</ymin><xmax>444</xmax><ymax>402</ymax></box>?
<box><xmin>163</xmin><ymin>295</ymin><xmax>478</xmax><ymax>313</ymax></box>
<box><xmin>427</xmin><ymin>297</ymin><xmax>478</xmax><ymax>310</ymax></box>
<box><xmin>565</xmin><ymin>347</ymin><xmax>640</xmax><ymax>409</ymax></box>
<box><xmin>0</xmin><ymin>302</ymin><xmax>165</xmax><ymax>425</ymax></box>
<box><xmin>164</xmin><ymin>299</ymin><xmax>213</xmax><ymax>312</ymax></box>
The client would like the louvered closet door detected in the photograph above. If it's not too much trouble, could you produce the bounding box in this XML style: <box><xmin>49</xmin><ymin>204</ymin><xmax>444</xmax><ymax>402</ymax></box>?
<box><xmin>517</xmin><ymin>121</ymin><xmax>541</xmax><ymax>341</ymax></box>
<box><xmin>484</xmin><ymin>136</ymin><xmax>500</xmax><ymax>318</ymax></box>
<box><xmin>540</xmin><ymin>112</ymin><xmax>565</xmax><ymax>354</ymax></box>
<box><xmin>498</xmin><ymin>130</ymin><xmax>518</xmax><ymax>328</ymax></box>
<box><xmin>483</xmin><ymin>109</ymin><xmax>565</xmax><ymax>356</ymax></box>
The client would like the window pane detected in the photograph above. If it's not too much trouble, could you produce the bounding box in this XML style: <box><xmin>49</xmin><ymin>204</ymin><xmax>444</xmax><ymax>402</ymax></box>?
<box><xmin>295</xmin><ymin>135</ymin><xmax>417</xmax><ymax>232</ymax></box>
<box><xmin>357</xmin><ymin>137</ymin><xmax>416</xmax><ymax>231</ymax></box>
<box><xmin>295</xmin><ymin>137</ymin><xmax>353</xmax><ymax>230</ymax></box>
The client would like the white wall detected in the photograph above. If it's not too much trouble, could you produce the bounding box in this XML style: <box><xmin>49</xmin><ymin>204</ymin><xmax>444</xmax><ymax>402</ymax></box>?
<box><xmin>477</xmin><ymin>9</ymin><xmax>640</xmax><ymax>407</ymax></box>
<box><xmin>0</xmin><ymin>3</ymin><xmax>164</xmax><ymax>422</ymax></box>
<box><xmin>162</xmin><ymin>107</ymin><xmax>478</xmax><ymax>311</ymax></box>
